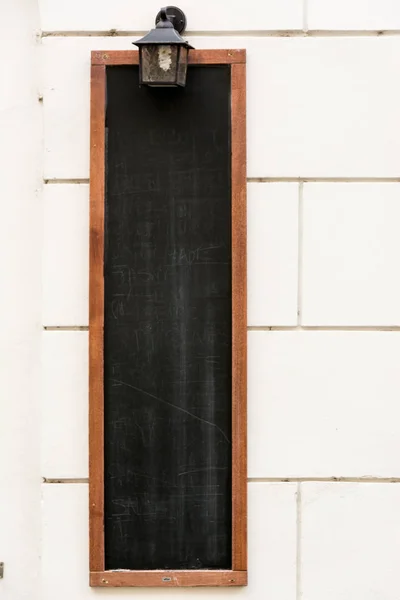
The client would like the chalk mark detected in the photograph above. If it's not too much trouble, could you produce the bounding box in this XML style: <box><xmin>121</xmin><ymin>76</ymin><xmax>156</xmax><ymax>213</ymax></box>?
<box><xmin>178</xmin><ymin>467</ymin><xmax>228</xmax><ymax>477</ymax></box>
<box><xmin>110</xmin><ymin>378</ymin><xmax>230</xmax><ymax>444</ymax></box>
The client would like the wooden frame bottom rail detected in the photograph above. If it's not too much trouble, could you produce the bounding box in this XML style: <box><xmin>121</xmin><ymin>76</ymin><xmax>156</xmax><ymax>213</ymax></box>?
<box><xmin>90</xmin><ymin>570</ymin><xmax>247</xmax><ymax>587</ymax></box>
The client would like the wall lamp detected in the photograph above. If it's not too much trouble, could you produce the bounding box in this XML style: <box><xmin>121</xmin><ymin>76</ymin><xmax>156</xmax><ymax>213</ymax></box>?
<box><xmin>133</xmin><ymin>6</ymin><xmax>194</xmax><ymax>87</ymax></box>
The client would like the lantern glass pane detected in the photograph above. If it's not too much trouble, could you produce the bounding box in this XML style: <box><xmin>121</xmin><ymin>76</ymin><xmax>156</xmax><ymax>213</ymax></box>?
<box><xmin>176</xmin><ymin>46</ymin><xmax>189</xmax><ymax>87</ymax></box>
<box><xmin>140</xmin><ymin>44</ymin><xmax>178</xmax><ymax>86</ymax></box>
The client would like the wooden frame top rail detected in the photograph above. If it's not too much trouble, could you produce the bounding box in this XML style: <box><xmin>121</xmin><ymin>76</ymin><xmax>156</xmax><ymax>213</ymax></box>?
<box><xmin>91</xmin><ymin>49</ymin><xmax>246</xmax><ymax>65</ymax></box>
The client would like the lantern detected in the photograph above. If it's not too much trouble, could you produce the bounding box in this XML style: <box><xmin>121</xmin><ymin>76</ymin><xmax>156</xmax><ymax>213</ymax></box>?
<box><xmin>133</xmin><ymin>7</ymin><xmax>194</xmax><ymax>87</ymax></box>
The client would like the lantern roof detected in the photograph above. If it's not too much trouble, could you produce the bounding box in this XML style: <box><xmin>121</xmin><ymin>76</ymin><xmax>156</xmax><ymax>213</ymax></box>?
<box><xmin>133</xmin><ymin>9</ymin><xmax>194</xmax><ymax>48</ymax></box>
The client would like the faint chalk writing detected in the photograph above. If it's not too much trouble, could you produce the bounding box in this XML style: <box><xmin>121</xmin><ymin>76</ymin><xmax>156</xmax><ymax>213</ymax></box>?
<box><xmin>110</xmin><ymin>378</ymin><xmax>230</xmax><ymax>444</ymax></box>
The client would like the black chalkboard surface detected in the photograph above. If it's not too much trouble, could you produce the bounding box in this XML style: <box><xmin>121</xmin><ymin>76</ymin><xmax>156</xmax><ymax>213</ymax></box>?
<box><xmin>104</xmin><ymin>65</ymin><xmax>232</xmax><ymax>571</ymax></box>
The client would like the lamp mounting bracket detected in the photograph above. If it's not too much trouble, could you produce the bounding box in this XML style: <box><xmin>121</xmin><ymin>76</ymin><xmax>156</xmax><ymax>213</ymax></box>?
<box><xmin>155</xmin><ymin>6</ymin><xmax>187</xmax><ymax>34</ymax></box>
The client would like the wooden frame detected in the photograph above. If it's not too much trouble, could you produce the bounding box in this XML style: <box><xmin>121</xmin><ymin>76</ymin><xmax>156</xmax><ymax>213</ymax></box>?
<box><xmin>89</xmin><ymin>49</ymin><xmax>247</xmax><ymax>587</ymax></box>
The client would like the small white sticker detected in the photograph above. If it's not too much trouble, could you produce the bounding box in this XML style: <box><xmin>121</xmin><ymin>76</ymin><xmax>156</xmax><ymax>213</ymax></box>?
<box><xmin>158</xmin><ymin>46</ymin><xmax>172</xmax><ymax>72</ymax></box>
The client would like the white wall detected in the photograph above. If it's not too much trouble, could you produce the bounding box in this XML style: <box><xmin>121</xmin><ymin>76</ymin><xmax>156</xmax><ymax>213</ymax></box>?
<box><xmin>0</xmin><ymin>1</ymin><xmax>42</xmax><ymax>599</ymax></box>
<box><xmin>3</xmin><ymin>1</ymin><xmax>400</xmax><ymax>598</ymax></box>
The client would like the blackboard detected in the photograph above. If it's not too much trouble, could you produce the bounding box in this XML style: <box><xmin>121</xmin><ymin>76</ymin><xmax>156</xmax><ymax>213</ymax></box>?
<box><xmin>89</xmin><ymin>49</ymin><xmax>247</xmax><ymax>587</ymax></box>
<box><xmin>104</xmin><ymin>65</ymin><xmax>232</xmax><ymax>571</ymax></box>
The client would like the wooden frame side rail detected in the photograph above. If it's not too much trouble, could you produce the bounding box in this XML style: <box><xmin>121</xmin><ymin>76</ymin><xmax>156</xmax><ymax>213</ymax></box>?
<box><xmin>89</xmin><ymin>49</ymin><xmax>247</xmax><ymax>588</ymax></box>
